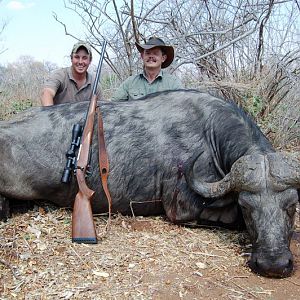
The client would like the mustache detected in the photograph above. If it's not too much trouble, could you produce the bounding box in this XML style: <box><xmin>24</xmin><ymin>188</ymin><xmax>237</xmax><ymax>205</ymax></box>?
<box><xmin>146</xmin><ymin>58</ymin><xmax>157</xmax><ymax>62</ymax></box>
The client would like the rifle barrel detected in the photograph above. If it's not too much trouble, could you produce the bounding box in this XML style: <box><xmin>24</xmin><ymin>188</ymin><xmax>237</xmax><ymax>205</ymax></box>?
<box><xmin>92</xmin><ymin>40</ymin><xmax>107</xmax><ymax>96</ymax></box>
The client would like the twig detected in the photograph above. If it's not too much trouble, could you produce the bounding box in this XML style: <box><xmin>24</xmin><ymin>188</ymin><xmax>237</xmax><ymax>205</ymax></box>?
<box><xmin>23</xmin><ymin>237</ymin><xmax>33</xmax><ymax>253</ymax></box>
<box><xmin>0</xmin><ymin>258</ymin><xmax>18</xmax><ymax>279</ymax></box>
<box><xmin>285</xmin><ymin>278</ymin><xmax>300</xmax><ymax>286</ymax></box>
<box><xmin>226</xmin><ymin>275</ymin><xmax>249</xmax><ymax>281</ymax></box>
<box><xmin>129</xmin><ymin>199</ymin><xmax>162</xmax><ymax>218</ymax></box>
<box><xmin>69</xmin><ymin>246</ymin><xmax>91</xmax><ymax>269</ymax></box>
<box><xmin>207</xmin><ymin>278</ymin><xmax>245</xmax><ymax>296</ymax></box>
<box><xmin>231</xmin><ymin>281</ymin><xmax>259</xmax><ymax>299</ymax></box>
<box><xmin>179</xmin><ymin>248</ymin><xmax>229</xmax><ymax>259</ymax></box>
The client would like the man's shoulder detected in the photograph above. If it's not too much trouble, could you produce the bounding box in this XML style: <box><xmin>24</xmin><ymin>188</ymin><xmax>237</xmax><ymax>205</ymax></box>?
<box><xmin>161</xmin><ymin>70</ymin><xmax>178</xmax><ymax>79</ymax></box>
<box><xmin>50</xmin><ymin>67</ymin><xmax>70</xmax><ymax>79</ymax></box>
<box><xmin>161</xmin><ymin>70</ymin><xmax>183</xmax><ymax>88</ymax></box>
<box><xmin>44</xmin><ymin>67</ymin><xmax>70</xmax><ymax>91</ymax></box>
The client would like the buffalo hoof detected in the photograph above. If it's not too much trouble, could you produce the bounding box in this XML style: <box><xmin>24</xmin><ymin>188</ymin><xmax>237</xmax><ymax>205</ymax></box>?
<box><xmin>0</xmin><ymin>196</ymin><xmax>10</xmax><ymax>221</ymax></box>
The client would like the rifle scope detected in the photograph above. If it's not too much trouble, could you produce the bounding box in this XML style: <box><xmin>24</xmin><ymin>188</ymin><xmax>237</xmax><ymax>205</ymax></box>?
<box><xmin>61</xmin><ymin>123</ymin><xmax>82</xmax><ymax>183</ymax></box>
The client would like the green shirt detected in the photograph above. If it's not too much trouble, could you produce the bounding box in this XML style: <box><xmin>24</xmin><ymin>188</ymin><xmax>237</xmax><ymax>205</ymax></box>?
<box><xmin>111</xmin><ymin>70</ymin><xmax>183</xmax><ymax>101</ymax></box>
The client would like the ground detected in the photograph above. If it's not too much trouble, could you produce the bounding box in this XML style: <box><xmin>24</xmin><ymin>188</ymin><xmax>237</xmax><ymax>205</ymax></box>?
<box><xmin>0</xmin><ymin>206</ymin><xmax>299</xmax><ymax>300</ymax></box>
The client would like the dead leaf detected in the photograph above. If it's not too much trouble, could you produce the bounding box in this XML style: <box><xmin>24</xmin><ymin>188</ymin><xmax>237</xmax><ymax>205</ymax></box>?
<box><xmin>92</xmin><ymin>270</ymin><xmax>109</xmax><ymax>278</ymax></box>
<box><xmin>196</xmin><ymin>262</ymin><xmax>207</xmax><ymax>269</ymax></box>
<box><xmin>27</xmin><ymin>225</ymin><xmax>41</xmax><ymax>239</ymax></box>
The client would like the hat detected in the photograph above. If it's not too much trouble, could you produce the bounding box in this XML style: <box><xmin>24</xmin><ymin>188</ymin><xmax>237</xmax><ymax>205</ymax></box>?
<box><xmin>71</xmin><ymin>41</ymin><xmax>92</xmax><ymax>58</ymax></box>
<box><xmin>135</xmin><ymin>37</ymin><xmax>174</xmax><ymax>68</ymax></box>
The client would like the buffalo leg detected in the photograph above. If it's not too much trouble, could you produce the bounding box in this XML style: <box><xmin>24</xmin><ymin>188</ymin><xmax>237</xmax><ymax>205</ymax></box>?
<box><xmin>0</xmin><ymin>195</ymin><xmax>10</xmax><ymax>221</ymax></box>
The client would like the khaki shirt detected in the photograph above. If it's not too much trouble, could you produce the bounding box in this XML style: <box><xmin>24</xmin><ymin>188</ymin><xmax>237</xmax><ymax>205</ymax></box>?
<box><xmin>43</xmin><ymin>67</ymin><xmax>101</xmax><ymax>105</ymax></box>
<box><xmin>111</xmin><ymin>70</ymin><xmax>183</xmax><ymax>101</ymax></box>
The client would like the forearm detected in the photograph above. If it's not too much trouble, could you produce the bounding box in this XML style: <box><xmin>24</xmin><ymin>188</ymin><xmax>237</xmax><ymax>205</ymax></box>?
<box><xmin>111</xmin><ymin>82</ymin><xmax>129</xmax><ymax>101</ymax></box>
<box><xmin>41</xmin><ymin>88</ymin><xmax>55</xmax><ymax>106</ymax></box>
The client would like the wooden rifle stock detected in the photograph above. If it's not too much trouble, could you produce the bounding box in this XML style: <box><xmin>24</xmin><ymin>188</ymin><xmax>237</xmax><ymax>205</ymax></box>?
<box><xmin>72</xmin><ymin>41</ymin><xmax>107</xmax><ymax>244</ymax></box>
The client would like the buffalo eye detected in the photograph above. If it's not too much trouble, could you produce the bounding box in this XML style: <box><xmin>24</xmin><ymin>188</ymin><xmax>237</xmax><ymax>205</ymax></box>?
<box><xmin>283</xmin><ymin>189</ymin><xmax>298</xmax><ymax>217</ymax></box>
<box><xmin>285</xmin><ymin>203</ymin><xmax>297</xmax><ymax>218</ymax></box>
<box><xmin>282</xmin><ymin>189</ymin><xmax>299</xmax><ymax>218</ymax></box>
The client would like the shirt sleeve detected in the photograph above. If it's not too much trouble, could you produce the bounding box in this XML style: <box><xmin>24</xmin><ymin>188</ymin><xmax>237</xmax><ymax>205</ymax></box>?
<box><xmin>111</xmin><ymin>78</ymin><xmax>130</xmax><ymax>101</ymax></box>
<box><xmin>43</xmin><ymin>69</ymin><xmax>65</xmax><ymax>94</ymax></box>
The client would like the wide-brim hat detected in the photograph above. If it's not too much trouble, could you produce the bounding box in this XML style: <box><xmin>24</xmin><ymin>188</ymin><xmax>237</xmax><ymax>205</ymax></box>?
<box><xmin>135</xmin><ymin>37</ymin><xmax>174</xmax><ymax>68</ymax></box>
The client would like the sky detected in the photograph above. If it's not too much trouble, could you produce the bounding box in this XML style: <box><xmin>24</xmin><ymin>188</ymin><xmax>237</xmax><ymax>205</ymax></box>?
<box><xmin>0</xmin><ymin>0</ymin><xmax>89</xmax><ymax>67</ymax></box>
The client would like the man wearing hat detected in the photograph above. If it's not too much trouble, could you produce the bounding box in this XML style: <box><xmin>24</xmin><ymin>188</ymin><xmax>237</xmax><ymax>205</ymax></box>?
<box><xmin>41</xmin><ymin>41</ymin><xmax>101</xmax><ymax>106</ymax></box>
<box><xmin>111</xmin><ymin>37</ymin><xmax>183</xmax><ymax>101</ymax></box>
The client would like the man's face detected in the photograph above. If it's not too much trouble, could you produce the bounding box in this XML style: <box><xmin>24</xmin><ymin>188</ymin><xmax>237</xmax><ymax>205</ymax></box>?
<box><xmin>141</xmin><ymin>47</ymin><xmax>167</xmax><ymax>70</ymax></box>
<box><xmin>71</xmin><ymin>48</ymin><xmax>91</xmax><ymax>75</ymax></box>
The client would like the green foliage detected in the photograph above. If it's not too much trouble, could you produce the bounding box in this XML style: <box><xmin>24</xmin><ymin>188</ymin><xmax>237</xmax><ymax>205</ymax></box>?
<box><xmin>100</xmin><ymin>73</ymin><xmax>119</xmax><ymax>99</ymax></box>
<box><xmin>101</xmin><ymin>73</ymin><xmax>118</xmax><ymax>89</ymax></box>
<box><xmin>243</xmin><ymin>94</ymin><xmax>264</xmax><ymax>118</ymax></box>
<box><xmin>0</xmin><ymin>99</ymin><xmax>34</xmax><ymax>120</ymax></box>
<box><xmin>11</xmin><ymin>99</ymin><xmax>33</xmax><ymax>112</ymax></box>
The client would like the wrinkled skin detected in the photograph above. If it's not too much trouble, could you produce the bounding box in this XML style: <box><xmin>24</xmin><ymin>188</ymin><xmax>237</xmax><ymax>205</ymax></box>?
<box><xmin>0</xmin><ymin>89</ymin><xmax>299</xmax><ymax>278</ymax></box>
<box><xmin>186</xmin><ymin>152</ymin><xmax>300</xmax><ymax>277</ymax></box>
<box><xmin>242</xmin><ymin>187</ymin><xmax>297</xmax><ymax>278</ymax></box>
<box><xmin>232</xmin><ymin>155</ymin><xmax>298</xmax><ymax>277</ymax></box>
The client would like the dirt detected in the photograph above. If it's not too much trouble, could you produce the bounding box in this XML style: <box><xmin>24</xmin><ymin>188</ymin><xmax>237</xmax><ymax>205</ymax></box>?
<box><xmin>0</xmin><ymin>208</ymin><xmax>300</xmax><ymax>300</ymax></box>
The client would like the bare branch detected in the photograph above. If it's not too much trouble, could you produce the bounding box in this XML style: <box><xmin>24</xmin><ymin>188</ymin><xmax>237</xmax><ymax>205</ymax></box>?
<box><xmin>130</xmin><ymin>0</ymin><xmax>139</xmax><ymax>43</ymax></box>
<box><xmin>174</xmin><ymin>17</ymin><xmax>262</xmax><ymax>69</ymax></box>
<box><xmin>254</xmin><ymin>1</ymin><xmax>275</xmax><ymax>75</ymax></box>
<box><xmin>52</xmin><ymin>12</ymin><xmax>78</xmax><ymax>41</ymax></box>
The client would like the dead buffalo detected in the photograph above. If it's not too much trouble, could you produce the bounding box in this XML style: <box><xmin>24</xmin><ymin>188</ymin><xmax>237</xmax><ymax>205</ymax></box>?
<box><xmin>0</xmin><ymin>89</ymin><xmax>299</xmax><ymax>278</ymax></box>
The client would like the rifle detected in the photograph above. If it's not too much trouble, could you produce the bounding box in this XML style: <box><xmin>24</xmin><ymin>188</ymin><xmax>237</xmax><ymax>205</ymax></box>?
<box><xmin>62</xmin><ymin>41</ymin><xmax>107</xmax><ymax>244</ymax></box>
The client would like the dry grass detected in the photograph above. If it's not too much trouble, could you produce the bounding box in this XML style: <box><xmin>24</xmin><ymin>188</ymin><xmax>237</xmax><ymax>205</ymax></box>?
<box><xmin>1</xmin><ymin>206</ymin><xmax>299</xmax><ymax>300</ymax></box>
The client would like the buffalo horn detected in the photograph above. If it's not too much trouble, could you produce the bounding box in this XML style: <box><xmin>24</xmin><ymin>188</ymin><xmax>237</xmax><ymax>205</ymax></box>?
<box><xmin>268</xmin><ymin>153</ymin><xmax>300</xmax><ymax>188</ymax></box>
<box><xmin>185</xmin><ymin>156</ymin><xmax>234</xmax><ymax>198</ymax></box>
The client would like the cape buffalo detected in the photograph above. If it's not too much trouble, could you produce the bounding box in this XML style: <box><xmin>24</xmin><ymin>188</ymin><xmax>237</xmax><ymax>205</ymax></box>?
<box><xmin>0</xmin><ymin>89</ymin><xmax>299</xmax><ymax>278</ymax></box>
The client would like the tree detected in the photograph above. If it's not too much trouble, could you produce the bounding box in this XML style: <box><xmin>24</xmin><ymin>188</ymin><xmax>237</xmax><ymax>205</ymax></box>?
<box><xmin>55</xmin><ymin>1</ymin><xmax>299</xmax><ymax>82</ymax></box>
<box><xmin>0</xmin><ymin>0</ymin><xmax>8</xmax><ymax>56</ymax></box>
<box><xmin>0</xmin><ymin>56</ymin><xmax>58</xmax><ymax>119</ymax></box>
<box><xmin>53</xmin><ymin>0</ymin><xmax>299</xmax><ymax>149</ymax></box>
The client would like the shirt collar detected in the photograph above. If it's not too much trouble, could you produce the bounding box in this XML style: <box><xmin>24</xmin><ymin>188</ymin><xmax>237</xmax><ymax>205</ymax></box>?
<box><xmin>67</xmin><ymin>67</ymin><xmax>92</xmax><ymax>85</ymax></box>
<box><xmin>140</xmin><ymin>69</ymin><xmax>164</xmax><ymax>80</ymax></box>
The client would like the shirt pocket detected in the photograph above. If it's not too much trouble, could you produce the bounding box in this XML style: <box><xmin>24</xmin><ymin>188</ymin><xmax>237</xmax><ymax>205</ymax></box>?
<box><xmin>128</xmin><ymin>87</ymin><xmax>146</xmax><ymax>99</ymax></box>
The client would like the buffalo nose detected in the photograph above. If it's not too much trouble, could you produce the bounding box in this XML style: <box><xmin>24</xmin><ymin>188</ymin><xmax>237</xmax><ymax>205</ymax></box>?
<box><xmin>251</xmin><ymin>252</ymin><xmax>293</xmax><ymax>278</ymax></box>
